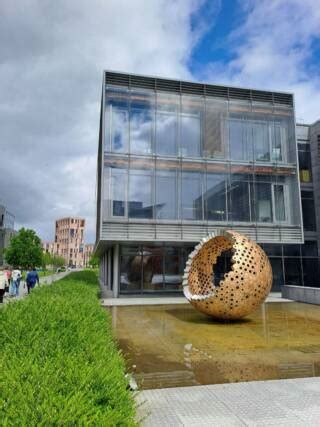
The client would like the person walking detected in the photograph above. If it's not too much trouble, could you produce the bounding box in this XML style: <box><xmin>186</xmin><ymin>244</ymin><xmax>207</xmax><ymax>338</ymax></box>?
<box><xmin>11</xmin><ymin>267</ymin><xmax>22</xmax><ymax>297</ymax></box>
<box><xmin>26</xmin><ymin>266</ymin><xmax>39</xmax><ymax>294</ymax></box>
<box><xmin>4</xmin><ymin>266</ymin><xmax>11</xmax><ymax>295</ymax></box>
<box><xmin>0</xmin><ymin>266</ymin><xmax>9</xmax><ymax>303</ymax></box>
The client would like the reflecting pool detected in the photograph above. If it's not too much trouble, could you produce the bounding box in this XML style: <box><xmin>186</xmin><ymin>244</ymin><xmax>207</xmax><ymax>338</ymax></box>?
<box><xmin>109</xmin><ymin>302</ymin><xmax>320</xmax><ymax>389</ymax></box>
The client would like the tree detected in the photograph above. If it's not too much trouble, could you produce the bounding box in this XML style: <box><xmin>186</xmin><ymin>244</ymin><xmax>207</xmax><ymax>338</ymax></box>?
<box><xmin>4</xmin><ymin>228</ymin><xmax>42</xmax><ymax>269</ymax></box>
<box><xmin>51</xmin><ymin>255</ymin><xmax>65</xmax><ymax>269</ymax></box>
<box><xmin>42</xmin><ymin>251</ymin><xmax>53</xmax><ymax>270</ymax></box>
<box><xmin>88</xmin><ymin>255</ymin><xmax>99</xmax><ymax>268</ymax></box>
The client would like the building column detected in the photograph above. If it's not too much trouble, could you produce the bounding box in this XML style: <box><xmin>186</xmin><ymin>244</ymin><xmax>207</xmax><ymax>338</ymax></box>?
<box><xmin>113</xmin><ymin>244</ymin><xmax>119</xmax><ymax>298</ymax></box>
<box><xmin>107</xmin><ymin>249</ymin><xmax>112</xmax><ymax>290</ymax></box>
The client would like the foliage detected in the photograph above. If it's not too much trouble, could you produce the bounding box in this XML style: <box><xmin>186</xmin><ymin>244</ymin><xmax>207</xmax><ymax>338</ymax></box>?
<box><xmin>89</xmin><ymin>254</ymin><xmax>100</xmax><ymax>268</ymax></box>
<box><xmin>42</xmin><ymin>252</ymin><xmax>65</xmax><ymax>270</ymax></box>
<box><xmin>51</xmin><ymin>254</ymin><xmax>65</xmax><ymax>269</ymax></box>
<box><xmin>41</xmin><ymin>251</ymin><xmax>52</xmax><ymax>270</ymax></box>
<box><xmin>4</xmin><ymin>228</ymin><xmax>42</xmax><ymax>269</ymax></box>
<box><xmin>0</xmin><ymin>271</ymin><xmax>136</xmax><ymax>426</ymax></box>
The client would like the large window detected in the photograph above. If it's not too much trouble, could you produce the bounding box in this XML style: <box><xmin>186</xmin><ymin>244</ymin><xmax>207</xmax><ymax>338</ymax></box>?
<box><xmin>130</xmin><ymin>92</ymin><xmax>154</xmax><ymax>155</ymax></box>
<box><xmin>120</xmin><ymin>245</ymin><xmax>182</xmax><ymax>294</ymax></box>
<box><xmin>228</xmin><ymin>117</ymin><xmax>288</xmax><ymax>163</ymax></box>
<box><xmin>156</xmin><ymin>93</ymin><xmax>178</xmax><ymax>156</ymax></box>
<box><xmin>180</xmin><ymin>96</ymin><xmax>202</xmax><ymax>157</ymax></box>
<box><xmin>105</xmin><ymin>88</ymin><xmax>129</xmax><ymax>153</ymax></box>
<box><xmin>274</xmin><ymin>184</ymin><xmax>286</xmax><ymax>222</ymax></box>
<box><xmin>284</xmin><ymin>258</ymin><xmax>302</xmax><ymax>286</ymax></box>
<box><xmin>181</xmin><ymin>172</ymin><xmax>202</xmax><ymax>220</ymax></box>
<box><xmin>229</xmin><ymin>174</ymin><xmax>252</xmax><ymax>222</ymax></box>
<box><xmin>253</xmin><ymin>121</ymin><xmax>270</xmax><ymax>161</ymax></box>
<box><xmin>273</xmin><ymin>122</ymin><xmax>286</xmax><ymax>162</ymax></box>
<box><xmin>255</xmin><ymin>182</ymin><xmax>273</xmax><ymax>223</ymax></box>
<box><xmin>128</xmin><ymin>169</ymin><xmax>153</xmax><ymax>219</ymax></box>
<box><xmin>155</xmin><ymin>170</ymin><xmax>177</xmax><ymax>219</ymax></box>
<box><xmin>205</xmin><ymin>173</ymin><xmax>226</xmax><ymax>221</ymax></box>
<box><xmin>301</xmin><ymin>191</ymin><xmax>316</xmax><ymax>231</ymax></box>
<box><xmin>298</xmin><ymin>143</ymin><xmax>312</xmax><ymax>183</ymax></box>
<box><xmin>229</xmin><ymin>119</ymin><xmax>252</xmax><ymax>161</ymax></box>
<box><xmin>204</xmin><ymin>99</ymin><xmax>227</xmax><ymax>158</ymax></box>
<box><xmin>111</xmin><ymin>168</ymin><xmax>127</xmax><ymax>217</ymax></box>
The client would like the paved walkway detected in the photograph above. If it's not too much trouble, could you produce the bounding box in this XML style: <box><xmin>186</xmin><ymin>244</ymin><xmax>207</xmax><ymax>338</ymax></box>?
<box><xmin>102</xmin><ymin>292</ymin><xmax>292</xmax><ymax>306</ymax></box>
<box><xmin>136</xmin><ymin>377</ymin><xmax>320</xmax><ymax>426</ymax></box>
<box><xmin>3</xmin><ymin>271</ymin><xmax>70</xmax><ymax>303</ymax></box>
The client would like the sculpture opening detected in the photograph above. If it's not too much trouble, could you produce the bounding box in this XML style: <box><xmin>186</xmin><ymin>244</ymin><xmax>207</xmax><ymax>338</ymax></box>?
<box><xmin>183</xmin><ymin>230</ymin><xmax>273</xmax><ymax>320</ymax></box>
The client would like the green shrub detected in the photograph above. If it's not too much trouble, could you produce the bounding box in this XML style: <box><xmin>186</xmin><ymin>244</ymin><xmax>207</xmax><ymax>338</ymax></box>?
<box><xmin>0</xmin><ymin>271</ymin><xmax>136</xmax><ymax>426</ymax></box>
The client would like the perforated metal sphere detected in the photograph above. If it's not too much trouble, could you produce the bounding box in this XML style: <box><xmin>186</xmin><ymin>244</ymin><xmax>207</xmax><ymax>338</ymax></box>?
<box><xmin>183</xmin><ymin>230</ymin><xmax>273</xmax><ymax>320</ymax></box>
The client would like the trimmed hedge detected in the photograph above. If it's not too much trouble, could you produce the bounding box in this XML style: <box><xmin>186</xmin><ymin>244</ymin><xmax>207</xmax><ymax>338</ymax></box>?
<box><xmin>0</xmin><ymin>271</ymin><xmax>136</xmax><ymax>426</ymax></box>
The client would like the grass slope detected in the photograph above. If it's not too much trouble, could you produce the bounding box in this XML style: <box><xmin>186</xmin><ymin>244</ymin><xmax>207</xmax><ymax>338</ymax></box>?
<box><xmin>0</xmin><ymin>271</ymin><xmax>136</xmax><ymax>426</ymax></box>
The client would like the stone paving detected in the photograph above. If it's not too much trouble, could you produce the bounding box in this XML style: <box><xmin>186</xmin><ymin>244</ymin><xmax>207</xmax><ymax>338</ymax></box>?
<box><xmin>102</xmin><ymin>292</ymin><xmax>292</xmax><ymax>307</ymax></box>
<box><xmin>136</xmin><ymin>377</ymin><xmax>320</xmax><ymax>426</ymax></box>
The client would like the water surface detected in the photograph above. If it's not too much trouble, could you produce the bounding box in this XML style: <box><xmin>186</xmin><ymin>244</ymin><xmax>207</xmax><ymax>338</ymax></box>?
<box><xmin>109</xmin><ymin>302</ymin><xmax>320</xmax><ymax>389</ymax></box>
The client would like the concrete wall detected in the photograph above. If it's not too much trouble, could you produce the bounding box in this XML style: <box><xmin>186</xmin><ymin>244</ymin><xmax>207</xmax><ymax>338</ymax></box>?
<box><xmin>282</xmin><ymin>285</ymin><xmax>320</xmax><ymax>305</ymax></box>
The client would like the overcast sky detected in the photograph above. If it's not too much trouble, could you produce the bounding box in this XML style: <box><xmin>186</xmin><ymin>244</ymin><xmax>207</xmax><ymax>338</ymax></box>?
<box><xmin>1</xmin><ymin>0</ymin><xmax>320</xmax><ymax>243</ymax></box>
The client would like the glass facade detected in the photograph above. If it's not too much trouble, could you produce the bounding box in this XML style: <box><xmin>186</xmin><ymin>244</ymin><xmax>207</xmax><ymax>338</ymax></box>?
<box><xmin>262</xmin><ymin>241</ymin><xmax>320</xmax><ymax>290</ymax></box>
<box><xmin>119</xmin><ymin>245</ymin><xmax>190</xmax><ymax>293</ymax></box>
<box><xmin>118</xmin><ymin>241</ymin><xmax>320</xmax><ymax>294</ymax></box>
<box><xmin>103</xmin><ymin>85</ymin><xmax>300</xmax><ymax>229</ymax></box>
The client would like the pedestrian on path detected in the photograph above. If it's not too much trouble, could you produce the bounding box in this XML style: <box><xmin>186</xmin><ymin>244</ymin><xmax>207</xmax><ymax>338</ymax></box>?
<box><xmin>0</xmin><ymin>266</ymin><xmax>9</xmax><ymax>303</ymax></box>
<box><xmin>11</xmin><ymin>267</ymin><xmax>22</xmax><ymax>297</ymax></box>
<box><xmin>4</xmin><ymin>266</ymin><xmax>11</xmax><ymax>295</ymax></box>
<box><xmin>26</xmin><ymin>266</ymin><xmax>39</xmax><ymax>294</ymax></box>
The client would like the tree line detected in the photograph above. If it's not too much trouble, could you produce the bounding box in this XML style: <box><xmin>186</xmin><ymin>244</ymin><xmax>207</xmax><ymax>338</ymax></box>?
<box><xmin>3</xmin><ymin>228</ymin><xmax>98</xmax><ymax>270</ymax></box>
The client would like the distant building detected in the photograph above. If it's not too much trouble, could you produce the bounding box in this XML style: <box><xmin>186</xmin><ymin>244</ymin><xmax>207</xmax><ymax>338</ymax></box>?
<box><xmin>83</xmin><ymin>243</ymin><xmax>94</xmax><ymax>267</ymax></box>
<box><xmin>54</xmin><ymin>217</ymin><xmax>85</xmax><ymax>267</ymax></box>
<box><xmin>0</xmin><ymin>204</ymin><xmax>16</xmax><ymax>266</ymax></box>
<box><xmin>42</xmin><ymin>217</ymin><xmax>93</xmax><ymax>268</ymax></box>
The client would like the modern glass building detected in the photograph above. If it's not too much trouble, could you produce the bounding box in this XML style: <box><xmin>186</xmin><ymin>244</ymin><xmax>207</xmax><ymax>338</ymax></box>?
<box><xmin>96</xmin><ymin>71</ymin><xmax>308</xmax><ymax>297</ymax></box>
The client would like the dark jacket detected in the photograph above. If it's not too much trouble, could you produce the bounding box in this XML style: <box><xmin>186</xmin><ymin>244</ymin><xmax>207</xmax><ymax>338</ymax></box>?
<box><xmin>26</xmin><ymin>270</ymin><xmax>39</xmax><ymax>286</ymax></box>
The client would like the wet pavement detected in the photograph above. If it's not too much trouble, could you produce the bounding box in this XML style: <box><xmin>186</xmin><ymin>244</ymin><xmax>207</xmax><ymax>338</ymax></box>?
<box><xmin>109</xmin><ymin>302</ymin><xmax>320</xmax><ymax>389</ymax></box>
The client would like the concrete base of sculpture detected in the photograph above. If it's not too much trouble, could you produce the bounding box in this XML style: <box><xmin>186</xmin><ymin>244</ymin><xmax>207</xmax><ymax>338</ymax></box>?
<box><xmin>183</xmin><ymin>229</ymin><xmax>272</xmax><ymax>320</ymax></box>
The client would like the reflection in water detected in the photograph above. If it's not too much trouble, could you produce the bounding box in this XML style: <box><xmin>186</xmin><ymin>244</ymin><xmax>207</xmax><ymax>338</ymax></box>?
<box><xmin>110</xmin><ymin>302</ymin><xmax>320</xmax><ymax>389</ymax></box>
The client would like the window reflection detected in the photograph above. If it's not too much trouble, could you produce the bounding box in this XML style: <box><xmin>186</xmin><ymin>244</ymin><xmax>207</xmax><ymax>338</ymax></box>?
<box><xmin>111</xmin><ymin>168</ymin><xmax>126</xmax><ymax>217</ymax></box>
<box><xmin>253</xmin><ymin>122</ymin><xmax>270</xmax><ymax>161</ymax></box>
<box><xmin>274</xmin><ymin>184</ymin><xmax>286</xmax><ymax>221</ymax></box>
<box><xmin>229</xmin><ymin>119</ymin><xmax>253</xmax><ymax>161</ymax></box>
<box><xmin>164</xmin><ymin>247</ymin><xmax>182</xmax><ymax>290</ymax></box>
<box><xmin>255</xmin><ymin>182</ymin><xmax>273</xmax><ymax>223</ymax></box>
<box><xmin>181</xmin><ymin>172</ymin><xmax>203</xmax><ymax>220</ymax></box>
<box><xmin>180</xmin><ymin>96</ymin><xmax>202</xmax><ymax>157</ymax></box>
<box><xmin>128</xmin><ymin>169</ymin><xmax>153</xmax><ymax>218</ymax></box>
<box><xmin>106</xmin><ymin>89</ymin><xmax>129</xmax><ymax>153</ymax></box>
<box><xmin>270</xmin><ymin>258</ymin><xmax>284</xmax><ymax>291</ymax></box>
<box><xmin>205</xmin><ymin>174</ymin><xmax>226</xmax><ymax>221</ymax></box>
<box><xmin>204</xmin><ymin>100</ymin><xmax>227</xmax><ymax>158</ymax></box>
<box><xmin>120</xmin><ymin>246</ymin><xmax>142</xmax><ymax>293</ymax></box>
<box><xmin>130</xmin><ymin>92</ymin><xmax>154</xmax><ymax>155</ymax></box>
<box><xmin>156</xmin><ymin>93</ymin><xmax>178</xmax><ymax>156</ymax></box>
<box><xmin>229</xmin><ymin>174</ymin><xmax>252</xmax><ymax>222</ymax></box>
<box><xmin>155</xmin><ymin>170</ymin><xmax>177</xmax><ymax>219</ymax></box>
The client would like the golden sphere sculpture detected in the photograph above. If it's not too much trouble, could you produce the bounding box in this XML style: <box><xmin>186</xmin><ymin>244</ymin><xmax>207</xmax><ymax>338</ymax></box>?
<box><xmin>183</xmin><ymin>230</ymin><xmax>272</xmax><ymax>320</ymax></box>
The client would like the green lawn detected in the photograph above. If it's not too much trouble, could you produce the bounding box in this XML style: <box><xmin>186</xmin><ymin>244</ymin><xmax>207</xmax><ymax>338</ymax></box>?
<box><xmin>0</xmin><ymin>271</ymin><xmax>136</xmax><ymax>426</ymax></box>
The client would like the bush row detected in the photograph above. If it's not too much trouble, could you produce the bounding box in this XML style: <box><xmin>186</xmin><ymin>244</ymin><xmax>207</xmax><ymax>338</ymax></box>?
<box><xmin>0</xmin><ymin>271</ymin><xmax>136</xmax><ymax>426</ymax></box>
